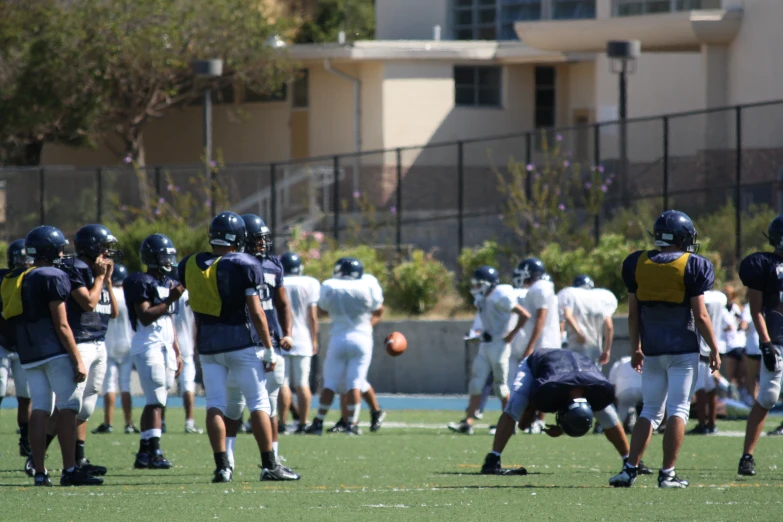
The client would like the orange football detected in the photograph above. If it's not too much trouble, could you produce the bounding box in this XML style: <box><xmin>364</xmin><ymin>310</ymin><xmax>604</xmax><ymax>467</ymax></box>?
<box><xmin>385</xmin><ymin>331</ymin><xmax>407</xmax><ymax>357</ymax></box>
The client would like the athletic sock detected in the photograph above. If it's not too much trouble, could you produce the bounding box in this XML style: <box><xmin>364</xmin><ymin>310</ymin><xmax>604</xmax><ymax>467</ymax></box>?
<box><xmin>272</xmin><ymin>441</ymin><xmax>279</xmax><ymax>458</ymax></box>
<box><xmin>75</xmin><ymin>440</ymin><xmax>85</xmax><ymax>461</ymax></box>
<box><xmin>261</xmin><ymin>451</ymin><xmax>276</xmax><ymax>470</ymax></box>
<box><xmin>214</xmin><ymin>451</ymin><xmax>230</xmax><ymax>470</ymax></box>
<box><xmin>226</xmin><ymin>437</ymin><xmax>236</xmax><ymax>469</ymax></box>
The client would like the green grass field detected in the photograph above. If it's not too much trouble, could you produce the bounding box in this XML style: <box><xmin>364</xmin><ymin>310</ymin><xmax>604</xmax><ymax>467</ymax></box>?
<box><xmin>2</xmin><ymin>408</ymin><xmax>783</xmax><ymax>521</ymax></box>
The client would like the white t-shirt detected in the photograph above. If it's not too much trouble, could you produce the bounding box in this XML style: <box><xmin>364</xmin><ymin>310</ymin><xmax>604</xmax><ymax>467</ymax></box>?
<box><xmin>721</xmin><ymin>302</ymin><xmax>745</xmax><ymax>351</ymax></box>
<box><xmin>522</xmin><ymin>279</ymin><xmax>561</xmax><ymax>350</ymax></box>
<box><xmin>105</xmin><ymin>287</ymin><xmax>133</xmax><ymax>359</ymax></box>
<box><xmin>130</xmin><ymin>285</ymin><xmax>175</xmax><ymax>356</ymax></box>
<box><xmin>702</xmin><ymin>290</ymin><xmax>728</xmax><ymax>356</ymax></box>
<box><xmin>284</xmin><ymin>274</ymin><xmax>321</xmax><ymax>357</ymax></box>
<box><xmin>319</xmin><ymin>276</ymin><xmax>383</xmax><ymax>337</ymax></box>
<box><xmin>742</xmin><ymin>303</ymin><xmax>759</xmax><ymax>353</ymax></box>
<box><xmin>556</xmin><ymin>287</ymin><xmax>618</xmax><ymax>349</ymax></box>
<box><xmin>511</xmin><ymin>288</ymin><xmax>529</xmax><ymax>357</ymax></box>
<box><xmin>609</xmin><ymin>356</ymin><xmax>642</xmax><ymax>394</ymax></box>
<box><xmin>474</xmin><ymin>284</ymin><xmax>518</xmax><ymax>341</ymax></box>
<box><xmin>172</xmin><ymin>290</ymin><xmax>195</xmax><ymax>359</ymax></box>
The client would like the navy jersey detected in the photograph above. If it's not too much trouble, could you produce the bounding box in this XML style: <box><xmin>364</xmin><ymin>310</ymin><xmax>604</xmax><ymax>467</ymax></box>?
<box><xmin>258</xmin><ymin>255</ymin><xmax>283</xmax><ymax>347</ymax></box>
<box><xmin>739</xmin><ymin>252</ymin><xmax>783</xmax><ymax>345</ymax></box>
<box><xmin>17</xmin><ymin>267</ymin><xmax>72</xmax><ymax>365</ymax></box>
<box><xmin>528</xmin><ymin>349</ymin><xmax>615</xmax><ymax>413</ymax></box>
<box><xmin>123</xmin><ymin>272</ymin><xmax>176</xmax><ymax>332</ymax></box>
<box><xmin>0</xmin><ymin>268</ymin><xmax>11</xmax><ymax>348</ymax></box>
<box><xmin>64</xmin><ymin>258</ymin><xmax>112</xmax><ymax>343</ymax></box>
<box><xmin>178</xmin><ymin>252</ymin><xmax>264</xmax><ymax>355</ymax></box>
<box><xmin>622</xmin><ymin>250</ymin><xmax>714</xmax><ymax>356</ymax></box>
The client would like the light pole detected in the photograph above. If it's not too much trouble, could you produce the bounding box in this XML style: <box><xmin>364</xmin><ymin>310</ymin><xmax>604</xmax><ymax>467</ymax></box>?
<box><xmin>607</xmin><ymin>40</ymin><xmax>640</xmax><ymax>204</ymax></box>
<box><xmin>191</xmin><ymin>59</ymin><xmax>223</xmax><ymax>217</ymax></box>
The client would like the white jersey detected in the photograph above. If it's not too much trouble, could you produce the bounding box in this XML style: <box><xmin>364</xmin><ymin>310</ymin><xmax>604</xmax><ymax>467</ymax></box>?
<box><xmin>319</xmin><ymin>276</ymin><xmax>383</xmax><ymax>337</ymax></box>
<box><xmin>557</xmin><ymin>287</ymin><xmax>618</xmax><ymax>349</ymax></box>
<box><xmin>284</xmin><ymin>274</ymin><xmax>321</xmax><ymax>356</ymax></box>
<box><xmin>722</xmin><ymin>301</ymin><xmax>745</xmax><ymax>350</ymax></box>
<box><xmin>511</xmin><ymin>288</ymin><xmax>529</xmax><ymax>356</ymax></box>
<box><xmin>522</xmin><ymin>279</ymin><xmax>561</xmax><ymax>350</ymax></box>
<box><xmin>173</xmin><ymin>290</ymin><xmax>195</xmax><ymax>358</ymax></box>
<box><xmin>609</xmin><ymin>356</ymin><xmax>642</xmax><ymax>394</ymax></box>
<box><xmin>474</xmin><ymin>284</ymin><xmax>517</xmax><ymax>340</ymax></box>
<box><xmin>105</xmin><ymin>287</ymin><xmax>133</xmax><ymax>359</ymax></box>
<box><xmin>130</xmin><ymin>287</ymin><xmax>175</xmax><ymax>356</ymax></box>
<box><xmin>702</xmin><ymin>290</ymin><xmax>728</xmax><ymax>356</ymax></box>
<box><xmin>742</xmin><ymin>303</ymin><xmax>759</xmax><ymax>353</ymax></box>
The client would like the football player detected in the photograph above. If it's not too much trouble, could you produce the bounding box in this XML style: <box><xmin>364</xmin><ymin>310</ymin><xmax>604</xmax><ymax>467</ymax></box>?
<box><xmin>558</xmin><ymin>274</ymin><xmax>617</xmax><ymax>365</ymax></box>
<box><xmin>172</xmin><ymin>286</ymin><xmax>203</xmax><ymax>434</ymax></box>
<box><xmin>179</xmin><ymin>212</ymin><xmax>298</xmax><ymax>483</ymax></box>
<box><xmin>480</xmin><ymin>348</ymin><xmax>651</xmax><ymax>476</ymax></box>
<box><xmin>0</xmin><ymin>239</ymin><xmax>33</xmax><ymax>464</ymax></box>
<box><xmin>306</xmin><ymin>258</ymin><xmax>384</xmax><ymax>435</ymax></box>
<box><xmin>93</xmin><ymin>264</ymin><xmax>138</xmax><ymax>434</ymax></box>
<box><xmin>125</xmin><ymin>234</ymin><xmax>183</xmax><ymax>470</ymax></box>
<box><xmin>277</xmin><ymin>251</ymin><xmax>320</xmax><ymax>434</ymax></box>
<box><xmin>448</xmin><ymin>266</ymin><xmax>530</xmax><ymax>435</ymax></box>
<box><xmin>688</xmin><ymin>288</ymin><xmax>727</xmax><ymax>435</ymax></box>
<box><xmin>515</xmin><ymin>259</ymin><xmax>561</xmax><ymax>359</ymax></box>
<box><xmin>223</xmin><ymin>214</ymin><xmax>295</xmax><ymax>468</ymax></box>
<box><xmin>610</xmin><ymin>210</ymin><xmax>720</xmax><ymax>489</ymax></box>
<box><xmin>737</xmin><ymin>215</ymin><xmax>783</xmax><ymax>474</ymax></box>
<box><xmin>11</xmin><ymin>226</ymin><xmax>101</xmax><ymax>486</ymax></box>
<box><xmin>62</xmin><ymin>224</ymin><xmax>120</xmax><ymax>477</ymax></box>
<box><xmin>608</xmin><ymin>356</ymin><xmax>643</xmax><ymax>433</ymax></box>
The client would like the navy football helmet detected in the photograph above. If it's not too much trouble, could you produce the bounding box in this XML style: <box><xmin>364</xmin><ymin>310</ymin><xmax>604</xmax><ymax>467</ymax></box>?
<box><xmin>111</xmin><ymin>263</ymin><xmax>128</xmax><ymax>286</ymax></box>
<box><xmin>209</xmin><ymin>212</ymin><xmax>246</xmax><ymax>250</ymax></box>
<box><xmin>651</xmin><ymin>210</ymin><xmax>699</xmax><ymax>253</ymax></box>
<box><xmin>280</xmin><ymin>252</ymin><xmax>302</xmax><ymax>276</ymax></box>
<box><xmin>75</xmin><ymin>224</ymin><xmax>122</xmax><ymax>261</ymax></box>
<box><xmin>513</xmin><ymin>258</ymin><xmax>546</xmax><ymax>288</ymax></box>
<box><xmin>333</xmin><ymin>258</ymin><xmax>363</xmax><ymax>280</ymax></box>
<box><xmin>470</xmin><ymin>265</ymin><xmax>499</xmax><ymax>299</ymax></box>
<box><xmin>7</xmin><ymin>238</ymin><xmax>32</xmax><ymax>269</ymax></box>
<box><xmin>140</xmin><ymin>234</ymin><xmax>177</xmax><ymax>273</ymax></box>
<box><xmin>765</xmin><ymin>215</ymin><xmax>783</xmax><ymax>251</ymax></box>
<box><xmin>556</xmin><ymin>398</ymin><xmax>593</xmax><ymax>437</ymax></box>
<box><xmin>241</xmin><ymin>213</ymin><xmax>271</xmax><ymax>257</ymax></box>
<box><xmin>26</xmin><ymin>226</ymin><xmax>69</xmax><ymax>265</ymax></box>
<box><xmin>572</xmin><ymin>274</ymin><xmax>595</xmax><ymax>289</ymax></box>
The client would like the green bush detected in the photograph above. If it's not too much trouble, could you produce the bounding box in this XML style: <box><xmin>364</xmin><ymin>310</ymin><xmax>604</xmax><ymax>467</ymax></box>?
<box><xmin>385</xmin><ymin>250</ymin><xmax>454</xmax><ymax>315</ymax></box>
<box><xmin>457</xmin><ymin>240</ymin><xmax>502</xmax><ymax>305</ymax></box>
<box><xmin>105</xmin><ymin>219</ymin><xmax>210</xmax><ymax>272</ymax></box>
<box><xmin>0</xmin><ymin>241</ymin><xmax>8</xmax><ymax>269</ymax></box>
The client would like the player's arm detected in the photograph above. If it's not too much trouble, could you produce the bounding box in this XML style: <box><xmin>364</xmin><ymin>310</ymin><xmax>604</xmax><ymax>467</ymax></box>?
<box><xmin>273</xmin><ymin>286</ymin><xmax>294</xmax><ymax>350</ymax></box>
<box><xmin>627</xmin><ymin>293</ymin><xmax>643</xmax><ymax>372</ymax></box>
<box><xmin>107</xmin><ymin>279</ymin><xmax>119</xmax><ymax>319</ymax></box>
<box><xmin>134</xmin><ymin>284</ymin><xmax>183</xmax><ymax>327</ymax></box>
<box><xmin>49</xmin><ymin>300</ymin><xmax>86</xmax><ymax>383</ymax></box>
<box><xmin>748</xmin><ymin>289</ymin><xmax>770</xmax><ymax>344</ymax></box>
<box><xmin>307</xmin><ymin>304</ymin><xmax>319</xmax><ymax>355</ymax></box>
<box><xmin>563</xmin><ymin>307</ymin><xmax>585</xmax><ymax>344</ymax></box>
<box><xmin>691</xmin><ymin>295</ymin><xmax>721</xmax><ymax>372</ymax></box>
<box><xmin>246</xmin><ymin>293</ymin><xmax>276</xmax><ymax>371</ymax></box>
<box><xmin>71</xmin><ymin>262</ymin><xmax>108</xmax><ymax>311</ymax></box>
<box><xmin>371</xmin><ymin>305</ymin><xmax>384</xmax><ymax>327</ymax></box>
<box><xmin>600</xmin><ymin>316</ymin><xmax>614</xmax><ymax>365</ymax></box>
<box><xmin>523</xmin><ymin>306</ymin><xmax>547</xmax><ymax>359</ymax></box>
<box><xmin>504</xmin><ymin>304</ymin><xmax>530</xmax><ymax>344</ymax></box>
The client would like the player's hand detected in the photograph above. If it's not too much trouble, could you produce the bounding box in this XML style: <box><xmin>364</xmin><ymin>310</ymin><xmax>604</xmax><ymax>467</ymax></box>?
<box><xmin>503</xmin><ymin>331</ymin><xmax>516</xmax><ymax>344</ymax></box>
<box><xmin>175</xmin><ymin>355</ymin><xmax>183</xmax><ymax>377</ymax></box>
<box><xmin>93</xmin><ymin>258</ymin><xmax>109</xmax><ymax>277</ymax></box>
<box><xmin>260</xmin><ymin>348</ymin><xmax>277</xmax><ymax>372</ymax></box>
<box><xmin>576</xmin><ymin>332</ymin><xmax>587</xmax><ymax>345</ymax></box>
<box><xmin>709</xmin><ymin>350</ymin><xmax>721</xmax><ymax>372</ymax></box>
<box><xmin>598</xmin><ymin>350</ymin><xmax>611</xmax><ymax>366</ymax></box>
<box><xmin>543</xmin><ymin>424</ymin><xmax>563</xmax><ymax>438</ymax></box>
<box><xmin>631</xmin><ymin>350</ymin><xmax>644</xmax><ymax>373</ymax></box>
<box><xmin>280</xmin><ymin>336</ymin><xmax>294</xmax><ymax>351</ymax></box>
<box><xmin>312</xmin><ymin>343</ymin><xmax>319</xmax><ymax>355</ymax></box>
<box><xmin>73</xmin><ymin>359</ymin><xmax>88</xmax><ymax>383</ymax></box>
<box><xmin>169</xmin><ymin>283</ymin><xmax>185</xmax><ymax>302</ymax></box>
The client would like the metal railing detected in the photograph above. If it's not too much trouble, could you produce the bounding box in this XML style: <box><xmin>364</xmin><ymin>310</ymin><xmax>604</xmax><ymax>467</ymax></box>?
<box><xmin>1</xmin><ymin>99</ymin><xmax>782</xmax><ymax>269</ymax></box>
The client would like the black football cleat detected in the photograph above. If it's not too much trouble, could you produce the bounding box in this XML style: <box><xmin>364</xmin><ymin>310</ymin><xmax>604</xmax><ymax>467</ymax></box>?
<box><xmin>19</xmin><ymin>437</ymin><xmax>32</xmax><ymax>457</ymax></box>
<box><xmin>261</xmin><ymin>464</ymin><xmax>301</xmax><ymax>481</ymax></box>
<box><xmin>212</xmin><ymin>467</ymin><xmax>233</xmax><ymax>483</ymax></box>
<box><xmin>738</xmin><ymin>454</ymin><xmax>756</xmax><ymax>476</ymax></box>
<box><xmin>91</xmin><ymin>423</ymin><xmax>113</xmax><ymax>434</ymax></box>
<box><xmin>34</xmin><ymin>472</ymin><xmax>53</xmax><ymax>487</ymax></box>
<box><xmin>149</xmin><ymin>454</ymin><xmax>173</xmax><ymax>469</ymax></box>
<box><xmin>637</xmin><ymin>460</ymin><xmax>653</xmax><ymax>475</ymax></box>
<box><xmin>305</xmin><ymin>418</ymin><xmax>324</xmax><ymax>435</ymax></box>
<box><xmin>327</xmin><ymin>418</ymin><xmax>346</xmax><ymax>433</ymax></box>
<box><xmin>24</xmin><ymin>456</ymin><xmax>35</xmax><ymax>477</ymax></box>
<box><xmin>134</xmin><ymin>451</ymin><xmax>150</xmax><ymax>469</ymax></box>
<box><xmin>61</xmin><ymin>467</ymin><xmax>104</xmax><ymax>486</ymax></box>
<box><xmin>77</xmin><ymin>458</ymin><xmax>107</xmax><ymax>476</ymax></box>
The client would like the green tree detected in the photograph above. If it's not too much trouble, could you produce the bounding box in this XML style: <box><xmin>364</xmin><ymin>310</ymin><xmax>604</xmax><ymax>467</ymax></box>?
<box><xmin>295</xmin><ymin>0</ymin><xmax>375</xmax><ymax>43</ymax></box>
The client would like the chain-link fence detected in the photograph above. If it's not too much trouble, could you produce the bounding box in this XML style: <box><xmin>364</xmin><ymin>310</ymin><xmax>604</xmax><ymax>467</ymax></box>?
<box><xmin>1</xmin><ymin>100</ymin><xmax>782</xmax><ymax>270</ymax></box>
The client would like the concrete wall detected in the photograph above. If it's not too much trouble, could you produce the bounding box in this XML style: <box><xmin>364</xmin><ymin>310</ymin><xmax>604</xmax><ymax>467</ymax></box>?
<box><xmin>376</xmin><ymin>0</ymin><xmax>448</xmax><ymax>40</ymax></box>
<box><xmin>313</xmin><ymin>316</ymin><xmax>632</xmax><ymax>394</ymax></box>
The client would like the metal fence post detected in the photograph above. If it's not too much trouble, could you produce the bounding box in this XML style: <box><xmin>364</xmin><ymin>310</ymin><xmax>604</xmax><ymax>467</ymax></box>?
<box><xmin>663</xmin><ymin>116</ymin><xmax>669</xmax><ymax>211</ymax></box>
<box><xmin>525</xmin><ymin>133</ymin><xmax>533</xmax><ymax>200</ymax></box>
<box><xmin>270</xmin><ymin>164</ymin><xmax>277</xmax><ymax>253</ymax></box>
<box><xmin>735</xmin><ymin>106</ymin><xmax>742</xmax><ymax>262</ymax></box>
<box><xmin>395</xmin><ymin>149</ymin><xmax>402</xmax><ymax>255</ymax></box>
<box><xmin>593</xmin><ymin>124</ymin><xmax>601</xmax><ymax>246</ymax></box>
<box><xmin>96</xmin><ymin>168</ymin><xmax>103</xmax><ymax>223</ymax></box>
<box><xmin>332</xmin><ymin>155</ymin><xmax>340</xmax><ymax>243</ymax></box>
<box><xmin>39</xmin><ymin>168</ymin><xmax>45</xmax><ymax>225</ymax></box>
<box><xmin>457</xmin><ymin>142</ymin><xmax>464</xmax><ymax>257</ymax></box>
<box><xmin>154</xmin><ymin>166</ymin><xmax>161</xmax><ymax>196</ymax></box>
